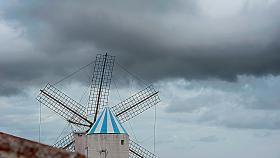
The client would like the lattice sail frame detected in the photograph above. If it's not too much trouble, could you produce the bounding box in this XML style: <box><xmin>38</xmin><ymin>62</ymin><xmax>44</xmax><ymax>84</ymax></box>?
<box><xmin>87</xmin><ymin>54</ymin><xmax>115</xmax><ymax>120</ymax></box>
<box><xmin>37</xmin><ymin>84</ymin><xmax>92</xmax><ymax>127</ymax></box>
<box><xmin>53</xmin><ymin>132</ymin><xmax>75</xmax><ymax>152</ymax></box>
<box><xmin>112</xmin><ymin>85</ymin><xmax>160</xmax><ymax>123</ymax></box>
<box><xmin>129</xmin><ymin>140</ymin><xmax>157</xmax><ymax>158</ymax></box>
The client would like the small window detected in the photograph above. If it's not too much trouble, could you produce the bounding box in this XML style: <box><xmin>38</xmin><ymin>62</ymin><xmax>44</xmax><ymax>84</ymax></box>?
<box><xmin>121</xmin><ymin>140</ymin><xmax>124</xmax><ymax>145</ymax></box>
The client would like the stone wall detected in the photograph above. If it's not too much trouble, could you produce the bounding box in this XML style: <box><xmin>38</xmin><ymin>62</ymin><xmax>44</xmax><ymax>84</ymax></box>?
<box><xmin>0</xmin><ymin>132</ymin><xmax>85</xmax><ymax>158</ymax></box>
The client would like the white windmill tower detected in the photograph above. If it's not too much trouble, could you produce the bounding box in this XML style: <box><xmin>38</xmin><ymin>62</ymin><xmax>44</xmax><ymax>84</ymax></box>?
<box><xmin>37</xmin><ymin>53</ymin><xmax>160</xmax><ymax>158</ymax></box>
<box><xmin>75</xmin><ymin>107</ymin><xmax>129</xmax><ymax>158</ymax></box>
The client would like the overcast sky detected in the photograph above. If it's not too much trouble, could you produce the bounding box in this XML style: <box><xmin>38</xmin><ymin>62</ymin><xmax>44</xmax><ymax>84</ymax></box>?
<box><xmin>1</xmin><ymin>0</ymin><xmax>280</xmax><ymax>158</ymax></box>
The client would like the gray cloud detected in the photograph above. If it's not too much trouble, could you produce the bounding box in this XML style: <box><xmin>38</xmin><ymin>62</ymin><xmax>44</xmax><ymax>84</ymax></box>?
<box><xmin>161</xmin><ymin>76</ymin><xmax>280</xmax><ymax>130</ymax></box>
<box><xmin>1</xmin><ymin>77</ymin><xmax>280</xmax><ymax>158</ymax></box>
<box><xmin>0</xmin><ymin>0</ymin><xmax>280</xmax><ymax>96</ymax></box>
<box><xmin>1</xmin><ymin>1</ymin><xmax>280</xmax><ymax>157</ymax></box>
<box><xmin>198</xmin><ymin>135</ymin><xmax>220</xmax><ymax>143</ymax></box>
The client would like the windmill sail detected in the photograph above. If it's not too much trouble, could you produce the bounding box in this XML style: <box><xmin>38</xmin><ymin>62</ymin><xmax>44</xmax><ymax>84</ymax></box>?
<box><xmin>87</xmin><ymin>54</ymin><xmax>115</xmax><ymax>122</ymax></box>
<box><xmin>36</xmin><ymin>53</ymin><xmax>160</xmax><ymax>158</ymax></box>
<box><xmin>37</xmin><ymin>84</ymin><xmax>92</xmax><ymax>127</ymax></box>
<box><xmin>129</xmin><ymin>140</ymin><xmax>157</xmax><ymax>158</ymax></box>
<box><xmin>111</xmin><ymin>85</ymin><xmax>160</xmax><ymax>123</ymax></box>
<box><xmin>53</xmin><ymin>132</ymin><xmax>75</xmax><ymax>152</ymax></box>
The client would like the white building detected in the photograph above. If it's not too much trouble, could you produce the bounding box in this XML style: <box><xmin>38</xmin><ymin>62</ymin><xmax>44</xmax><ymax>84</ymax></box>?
<box><xmin>74</xmin><ymin>107</ymin><xmax>129</xmax><ymax>158</ymax></box>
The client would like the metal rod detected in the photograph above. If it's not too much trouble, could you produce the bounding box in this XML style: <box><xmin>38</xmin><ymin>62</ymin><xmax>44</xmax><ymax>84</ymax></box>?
<box><xmin>129</xmin><ymin>149</ymin><xmax>144</xmax><ymax>158</ymax></box>
<box><xmin>116</xmin><ymin>91</ymin><xmax>159</xmax><ymax>117</ymax></box>
<box><xmin>40</xmin><ymin>90</ymin><xmax>93</xmax><ymax>125</ymax></box>
<box><xmin>67</xmin><ymin>120</ymin><xmax>91</xmax><ymax>127</ymax></box>
<box><xmin>62</xmin><ymin>141</ymin><xmax>74</xmax><ymax>150</ymax></box>
<box><xmin>39</xmin><ymin>102</ymin><xmax>42</xmax><ymax>143</ymax></box>
<box><xmin>93</xmin><ymin>53</ymin><xmax>108</xmax><ymax>123</ymax></box>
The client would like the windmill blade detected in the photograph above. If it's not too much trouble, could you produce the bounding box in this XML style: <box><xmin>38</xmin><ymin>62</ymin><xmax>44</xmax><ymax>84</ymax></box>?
<box><xmin>37</xmin><ymin>84</ymin><xmax>92</xmax><ymax>127</ymax></box>
<box><xmin>129</xmin><ymin>140</ymin><xmax>157</xmax><ymax>158</ymax></box>
<box><xmin>111</xmin><ymin>85</ymin><xmax>160</xmax><ymax>123</ymax></box>
<box><xmin>53</xmin><ymin>132</ymin><xmax>75</xmax><ymax>152</ymax></box>
<box><xmin>87</xmin><ymin>53</ymin><xmax>115</xmax><ymax>122</ymax></box>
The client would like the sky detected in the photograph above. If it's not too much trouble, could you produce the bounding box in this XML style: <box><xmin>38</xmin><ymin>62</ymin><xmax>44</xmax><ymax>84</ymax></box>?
<box><xmin>0</xmin><ymin>0</ymin><xmax>280</xmax><ymax>157</ymax></box>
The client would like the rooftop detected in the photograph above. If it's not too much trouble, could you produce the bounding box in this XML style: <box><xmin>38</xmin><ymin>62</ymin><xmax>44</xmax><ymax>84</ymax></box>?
<box><xmin>87</xmin><ymin>107</ymin><xmax>127</xmax><ymax>134</ymax></box>
<box><xmin>0</xmin><ymin>132</ymin><xmax>85</xmax><ymax>158</ymax></box>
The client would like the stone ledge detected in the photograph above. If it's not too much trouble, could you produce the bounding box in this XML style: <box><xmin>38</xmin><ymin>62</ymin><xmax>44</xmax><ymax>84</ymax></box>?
<box><xmin>0</xmin><ymin>132</ymin><xmax>85</xmax><ymax>158</ymax></box>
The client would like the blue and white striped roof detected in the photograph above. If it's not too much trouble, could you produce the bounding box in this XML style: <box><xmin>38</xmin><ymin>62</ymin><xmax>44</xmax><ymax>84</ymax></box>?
<box><xmin>87</xmin><ymin>107</ymin><xmax>127</xmax><ymax>134</ymax></box>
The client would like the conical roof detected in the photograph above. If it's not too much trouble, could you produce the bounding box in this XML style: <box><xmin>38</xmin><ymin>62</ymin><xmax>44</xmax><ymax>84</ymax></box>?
<box><xmin>87</xmin><ymin>107</ymin><xmax>127</xmax><ymax>134</ymax></box>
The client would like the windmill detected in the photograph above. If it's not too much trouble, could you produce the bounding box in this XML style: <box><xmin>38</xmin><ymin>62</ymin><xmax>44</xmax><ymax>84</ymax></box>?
<box><xmin>37</xmin><ymin>53</ymin><xmax>160</xmax><ymax>158</ymax></box>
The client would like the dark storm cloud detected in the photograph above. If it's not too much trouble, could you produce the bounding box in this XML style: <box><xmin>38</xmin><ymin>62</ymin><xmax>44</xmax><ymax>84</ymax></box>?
<box><xmin>1</xmin><ymin>0</ymin><xmax>280</xmax><ymax>96</ymax></box>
